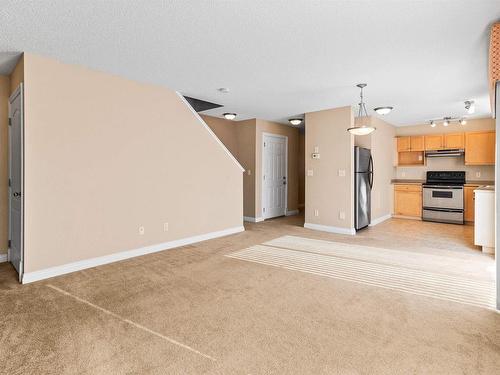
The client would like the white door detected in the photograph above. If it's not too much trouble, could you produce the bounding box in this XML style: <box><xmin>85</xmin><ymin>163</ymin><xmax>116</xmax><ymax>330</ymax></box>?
<box><xmin>9</xmin><ymin>84</ymin><xmax>24</xmax><ymax>281</ymax></box>
<box><xmin>262</xmin><ymin>134</ymin><xmax>287</xmax><ymax>219</ymax></box>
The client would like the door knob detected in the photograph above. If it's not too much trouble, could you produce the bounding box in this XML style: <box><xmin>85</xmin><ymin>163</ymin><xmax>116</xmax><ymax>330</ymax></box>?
<box><xmin>13</xmin><ymin>192</ymin><xmax>21</xmax><ymax>197</ymax></box>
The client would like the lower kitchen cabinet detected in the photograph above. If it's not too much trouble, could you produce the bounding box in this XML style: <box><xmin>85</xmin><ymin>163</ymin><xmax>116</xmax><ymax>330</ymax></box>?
<box><xmin>464</xmin><ymin>185</ymin><xmax>478</xmax><ymax>222</ymax></box>
<box><xmin>394</xmin><ymin>184</ymin><xmax>422</xmax><ymax>218</ymax></box>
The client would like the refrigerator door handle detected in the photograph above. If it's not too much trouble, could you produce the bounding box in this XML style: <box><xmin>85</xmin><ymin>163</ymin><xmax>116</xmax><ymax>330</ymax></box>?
<box><xmin>368</xmin><ymin>155</ymin><xmax>374</xmax><ymax>189</ymax></box>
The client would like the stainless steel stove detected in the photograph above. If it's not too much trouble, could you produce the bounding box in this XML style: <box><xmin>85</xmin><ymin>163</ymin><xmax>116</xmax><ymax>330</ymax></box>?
<box><xmin>422</xmin><ymin>171</ymin><xmax>465</xmax><ymax>224</ymax></box>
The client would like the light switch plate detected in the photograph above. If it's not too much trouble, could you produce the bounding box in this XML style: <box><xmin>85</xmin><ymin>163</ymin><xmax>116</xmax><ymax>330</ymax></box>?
<box><xmin>338</xmin><ymin>169</ymin><xmax>346</xmax><ymax>177</ymax></box>
<box><xmin>476</xmin><ymin>171</ymin><xmax>481</xmax><ymax>178</ymax></box>
<box><xmin>247</xmin><ymin>169</ymin><xmax>252</xmax><ymax>175</ymax></box>
<box><xmin>314</xmin><ymin>209</ymin><xmax>319</xmax><ymax>217</ymax></box>
<box><xmin>307</xmin><ymin>169</ymin><xmax>314</xmax><ymax>176</ymax></box>
<box><xmin>314</xmin><ymin>146</ymin><xmax>319</xmax><ymax>153</ymax></box>
<box><xmin>339</xmin><ymin>211</ymin><xmax>346</xmax><ymax>220</ymax></box>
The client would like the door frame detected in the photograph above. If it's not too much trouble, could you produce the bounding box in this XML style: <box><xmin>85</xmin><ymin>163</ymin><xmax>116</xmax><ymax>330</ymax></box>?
<box><xmin>261</xmin><ymin>132</ymin><xmax>288</xmax><ymax>220</ymax></box>
<box><xmin>8</xmin><ymin>83</ymin><xmax>24</xmax><ymax>282</ymax></box>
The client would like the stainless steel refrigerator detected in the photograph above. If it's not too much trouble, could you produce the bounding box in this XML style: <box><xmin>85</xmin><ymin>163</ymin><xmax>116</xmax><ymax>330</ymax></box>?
<box><xmin>354</xmin><ymin>146</ymin><xmax>373</xmax><ymax>231</ymax></box>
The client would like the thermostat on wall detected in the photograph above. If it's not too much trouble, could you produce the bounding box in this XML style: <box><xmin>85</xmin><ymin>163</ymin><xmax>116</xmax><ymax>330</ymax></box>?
<box><xmin>312</xmin><ymin>153</ymin><xmax>320</xmax><ymax>159</ymax></box>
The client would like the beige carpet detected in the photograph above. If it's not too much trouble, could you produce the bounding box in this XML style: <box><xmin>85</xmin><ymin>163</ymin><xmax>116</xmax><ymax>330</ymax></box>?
<box><xmin>227</xmin><ymin>235</ymin><xmax>496</xmax><ymax>310</ymax></box>
<box><xmin>0</xmin><ymin>215</ymin><xmax>499</xmax><ymax>374</ymax></box>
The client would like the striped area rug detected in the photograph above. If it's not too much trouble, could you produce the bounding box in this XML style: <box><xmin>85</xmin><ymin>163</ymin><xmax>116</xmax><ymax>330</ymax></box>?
<box><xmin>226</xmin><ymin>236</ymin><xmax>496</xmax><ymax>310</ymax></box>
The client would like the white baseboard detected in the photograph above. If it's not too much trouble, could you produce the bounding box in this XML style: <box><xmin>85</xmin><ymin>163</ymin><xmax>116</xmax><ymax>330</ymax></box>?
<box><xmin>243</xmin><ymin>216</ymin><xmax>264</xmax><ymax>223</ymax></box>
<box><xmin>286</xmin><ymin>209</ymin><xmax>300</xmax><ymax>216</ymax></box>
<box><xmin>0</xmin><ymin>253</ymin><xmax>7</xmax><ymax>263</ymax></box>
<box><xmin>22</xmin><ymin>226</ymin><xmax>245</xmax><ymax>284</ymax></box>
<box><xmin>369</xmin><ymin>214</ymin><xmax>392</xmax><ymax>227</ymax></box>
<box><xmin>304</xmin><ymin>223</ymin><xmax>356</xmax><ymax>236</ymax></box>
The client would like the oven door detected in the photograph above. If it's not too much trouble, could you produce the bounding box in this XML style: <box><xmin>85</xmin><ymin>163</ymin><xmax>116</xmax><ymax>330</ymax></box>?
<box><xmin>423</xmin><ymin>186</ymin><xmax>464</xmax><ymax>210</ymax></box>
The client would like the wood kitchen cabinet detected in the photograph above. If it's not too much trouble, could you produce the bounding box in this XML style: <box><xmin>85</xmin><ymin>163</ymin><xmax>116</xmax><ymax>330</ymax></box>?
<box><xmin>397</xmin><ymin>137</ymin><xmax>410</xmax><ymax>152</ymax></box>
<box><xmin>397</xmin><ymin>136</ymin><xmax>424</xmax><ymax>151</ymax></box>
<box><xmin>424</xmin><ymin>134</ymin><xmax>444</xmax><ymax>150</ymax></box>
<box><xmin>465</xmin><ymin>131</ymin><xmax>495</xmax><ymax>165</ymax></box>
<box><xmin>394</xmin><ymin>184</ymin><xmax>422</xmax><ymax>218</ymax></box>
<box><xmin>444</xmin><ymin>133</ymin><xmax>465</xmax><ymax>149</ymax></box>
<box><xmin>464</xmin><ymin>185</ymin><xmax>479</xmax><ymax>222</ymax></box>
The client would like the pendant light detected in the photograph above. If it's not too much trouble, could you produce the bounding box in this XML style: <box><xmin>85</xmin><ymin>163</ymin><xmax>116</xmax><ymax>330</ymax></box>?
<box><xmin>347</xmin><ymin>83</ymin><xmax>376</xmax><ymax>135</ymax></box>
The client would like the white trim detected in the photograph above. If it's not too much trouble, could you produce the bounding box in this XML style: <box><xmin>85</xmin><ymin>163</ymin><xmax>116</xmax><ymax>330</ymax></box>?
<box><xmin>22</xmin><ymin>226</ymin><xmax>244</xmax><ymax>284</ymax></box>
<box><xmin>0</xmin><ymin>253</ymin><xmax>7</xmax><ymax>263</ymax></box>
<box><xmin>286</xmin><ymin>209</ymin><xmax>299</xmax><ymax>216</ymax></box>
<box><xmin>176</xmin><ymin>92</ymin><xmax>244</xmax><ymax>172</ymax></box>
<box><xmin>369</xmin><ymin>214</ymin><xmax>391</xmax><ymax>227</ymax></box>
<box><xmin>262</xmin><ymin>132</ymin><xmax>288</xmax><ymax>219</ymax></box>
<box><xmin>304</xmin><ymin>222</ymin><xmax>356</xmax><ymax>236</ymax></box>
<box><xmin>243</xmin><ymin>216</ymin><xmax>264</xmax><ymax>223</ymax></box>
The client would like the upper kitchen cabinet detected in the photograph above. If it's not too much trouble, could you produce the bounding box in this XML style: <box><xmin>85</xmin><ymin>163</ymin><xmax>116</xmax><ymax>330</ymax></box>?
<box><xmin>396</xmin><ymin>136</ymin><xmax>425</xmax><ymax>165</ymax></box>
<box><xmin>465</xmin><ymin>131</ymin><xmax>495</xmax><ymax>165</ymax></box>
<box><xmin>444</xmin><ymin>133</ymin><xmax>465</xmax><ymax>149</ymax></box>
<box><xmin>424</xmin><ymin>134</ymin><xmax>444</xmax><ymax>150</ymax></box>
<box><xmin>397</xmin><ymin>136</ymin><xmax>424</xmax><ymax>151</ymax></box>
<box><xmin>396</xmin><ymin>136</ymin><xmax>410</xmax><ymax>151</ymax></box>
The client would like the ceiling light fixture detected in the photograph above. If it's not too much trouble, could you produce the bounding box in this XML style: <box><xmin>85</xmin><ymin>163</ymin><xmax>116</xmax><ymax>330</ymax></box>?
<box><xmin>460</xmin><ymin>118</ymin><xmax>467</xmax><ymax>125</ymax></box>
<box><xmin>218</xmin><ymin>87</ymin><xmax>230</xmax><ymax>93</ymax></box>
<box><xmin>443</xmin><ymin>117</ymin><xmax>450</xmax><ymax>126</ymax></box>
<box><xmin>288</xmin><ymin>118</ymin><xmax>303</xmax><ymax>126</ymax></box>
<box><xmin>430</xmin><ymin>120</ymin><xmax>436</xmax><ymax>128</ymax></box>
<box><xmin>464</xmin><ymin>100</ymin><xmax>475</xmax><ymax>114</ymax></box>
<box><xmin>347</xmin><ymin>83</ymin><xmax>376</xmax><ymax>136</ymax></box>
<box><xmin>223</xmin><ymin>112</ymin><xmax>237</xmax><ymax>120</ymax></box>
<box><xmin>374</xmin><ymin>106</ymin><xmax>394</xmax><ymax>115</ymax></box>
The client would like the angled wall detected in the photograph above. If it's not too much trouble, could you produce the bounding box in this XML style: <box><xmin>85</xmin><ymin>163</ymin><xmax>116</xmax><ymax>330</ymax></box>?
<box><xmin>22</xmin><ymin>53</ymin><xmax>243</xmax><ymax>278</ymax></box>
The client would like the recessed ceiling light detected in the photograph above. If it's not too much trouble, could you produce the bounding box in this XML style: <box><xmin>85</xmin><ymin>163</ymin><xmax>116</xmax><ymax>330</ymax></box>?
<box><xmin>460</xmin><ymin>118</ymin><xmax>467</xmax><ymax>125</ymax></box>
<box><xmin>430</xmin><ymin>120</ymin><xmax>436</xmax><ymax>128</ymax></box>
<box><xmin>373</xmin><ymin>106</ymin><xmax>394</xmax><ymax>115</ymax></box>
<box><xmin>464</xmin><ymin>100</ymin><xmax>475</xmax><ymax>114</ymax></box>
<box><xmin>223</xmin><ymin>112</ymin><xmax>237</xmax><ymax>120</ymax></box>
<box><xmin>289</xmin><ymin>118</ymin><xmax>303</xmax><ymax>126</ymax></box>
<box><xmin>218</xmin><ymin>87</ymin><xmax>230</xmax><ymax>93</ymax></box>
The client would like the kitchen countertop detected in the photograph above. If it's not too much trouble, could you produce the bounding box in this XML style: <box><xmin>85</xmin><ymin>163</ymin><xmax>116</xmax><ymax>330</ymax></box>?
<box><xmin>474</xmin><ymin>185</ymin><xmax>495</xmax><ymax>192</ymax></box>
<box><xmin>391</xmin><ymin>179</ymin><xmax>495</xmax><ymax>186</ymax></box>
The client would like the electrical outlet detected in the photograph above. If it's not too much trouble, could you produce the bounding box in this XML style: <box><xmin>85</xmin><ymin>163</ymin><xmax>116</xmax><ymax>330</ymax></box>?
<box><xmin>338</xmin><ymin>169</ymin><xmax>346</xmax><ymax>177</ymax></box>
<box><xmin>476</xmin><ymin>171</ymin><xmax>481</xmax><ymax>178</ymax></box>
<box><xmin>307</xmin><ymin>169</ymin><xmax>314</xmax><ymax>176</ymax></box>
<box><xmin>339</xmin><ymin>211</ymin><xmax>346</xmax><ymax>220</ymax></box>
<box><xmin>247</xmin><ymin>169</ymin><xmax>251</xmax><ymax>175</ymax></box>
<box><xmin>314</xmin><ymin>209</ymin><xmax>319</xmax><ymax>217</ymax></box>
<box><xmin>138</xmin><ymin>226</ymin><xmax>145</xmax><ymax>235</ymax></box>
<box><xmin>163</xmin><ymin>222</ymin><xmax>169</xmax><ymax>232</ymax></box>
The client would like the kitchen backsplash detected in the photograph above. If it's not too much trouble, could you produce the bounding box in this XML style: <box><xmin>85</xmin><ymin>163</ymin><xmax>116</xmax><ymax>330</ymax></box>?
<box><xmin>395</xmin><ymin>156</ymin><xmax>495</xmax><ymax>181</ymax></box>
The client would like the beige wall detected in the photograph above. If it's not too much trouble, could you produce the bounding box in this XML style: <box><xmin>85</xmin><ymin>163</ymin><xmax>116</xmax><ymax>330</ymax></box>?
<box><xmin>22</xmin><ymin>53</ymin><xmax>243</xmax><ymax>273</ymax></box>
<box><xmin>203</xmin><ymin>116</ymin><xmax>300</xmax><ymax>219</ymax></box>
<box><xmin>255</xmin><ymin>120</ymin><xmax>299</xmax><ymax>216</ymax></box>
<box><xmin>202</xmin><ymin>115</ymin><xmax>257</xmax><ymax>218</ymax></box>
<box><xmin>367</xmin><ymin>117</ymin><xmax>396</xmax><ymax>220</ymax></box>
<box><xmin>0</xmin><ymin>75</ymin><xmax>10</xmax><ymax>256</ymax></box>
<box><xmin>395</xmin><ymin>117</ymin><xmax>496</xmax><ymax>181</ymax></box>
<box><xmin>298</xmin><ymin>131</ymin><xmax>305</xmax><ymax>207</ymax></box>
<box><xmin>305</xmin><ymin>106</ymin><xmax>354</xmax><ymax>230</ymax></box>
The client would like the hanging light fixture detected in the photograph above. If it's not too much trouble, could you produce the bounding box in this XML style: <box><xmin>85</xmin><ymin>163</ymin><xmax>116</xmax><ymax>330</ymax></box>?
<box><xmin>443</xmin><ymin>117</ymin><xmax>450</xmax><ymax>126</ymax></box>
<box><xmin>460</xmin><ymin>118</ymin><xmax>467</xmax><ymax>125</ymax></box>
<box><xmin>430</xmin><ymin>120</ymin><xmax>436</xmax><ymax>128</ymax></box>
<box><xmin>347</xmin><ymin>83</ymin><xmax>376</xmax><ymax>135</ymax></box>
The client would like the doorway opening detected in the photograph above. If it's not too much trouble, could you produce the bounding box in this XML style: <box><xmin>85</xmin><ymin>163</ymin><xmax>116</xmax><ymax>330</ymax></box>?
<box><xmin>8</xmin><ymin>83</ymin><xmax>24</xmax><ymax>282</ymax></box>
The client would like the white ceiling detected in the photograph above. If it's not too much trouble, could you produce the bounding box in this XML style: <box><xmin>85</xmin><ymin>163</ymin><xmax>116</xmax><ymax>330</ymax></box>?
<box><xmin>1</xmin><ymin>0</ymin><xmax>499</xmax><ymax>126</ymax></box>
